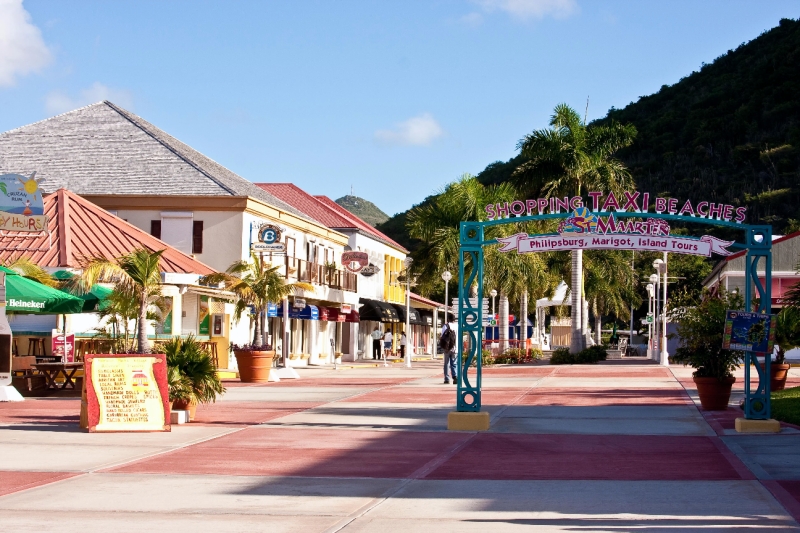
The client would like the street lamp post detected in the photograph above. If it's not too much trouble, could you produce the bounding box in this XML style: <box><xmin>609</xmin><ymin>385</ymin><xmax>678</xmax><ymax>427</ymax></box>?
<box><xmin>404</xmin><ymin>257</ymin><xmax>413</xmax><ymax>368</ymax></box>
<box><xmin>659</xmin><ymin>253</ymin><xmax>669</xmax><ymax>366</ymax></box>
<box><xmin>649</xmin><ymin>273</ymin><xmax>659</xmax><ymax>360</ymax></box>
<box><xmin>647</xmin><ymin>284</ymin><xmax>652</xmax><ymax>357</ymax></box>
<box><xmin>650</xmin><ymin>266</ymin><xmax>661</xmax><ymax>360</ymax></box>
<box><xmin>442</xmin><ymin>270</ymin><xmax>452</xmax><ymax>326</ymax></box>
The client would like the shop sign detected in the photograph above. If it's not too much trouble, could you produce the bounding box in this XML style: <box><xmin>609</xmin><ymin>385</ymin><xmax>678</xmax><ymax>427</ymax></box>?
<box><xmin>490</xmin><ymin>191</ymin><xmax>742</xmax><ymax>257</ymax></box>
<box><xmin>341</xmin><ymin>303</ymin><xmax>352</xmax><ymax>314</ymax></box>
<box><xmin>360</xmin><ymin>263</ymin><xmax>380</xmax><ymax>277</ymax></box>
<box><xmin>267</xmin><ymin>302</ymin><xmax>278</xmax><ymax>317</ymax></box>
<box><xmin>0</xmin><ymin>173</ymin><xmax>48</xmax><ymax>233</ymax></box>
<box><xmin>723</xmin><ymin>311</ymin><xmax>775</xmax><ymax>353</ymax></box>
<box><xmin>293</xmin><ymin>297</ymin><xmax>306</xmax><ymax>309</ymax></box>
<box><xmin>84</xmin><ymin>354</ymin><xmax>170</xmax><ymax>432</ymax></box>
<box><xmin>251</xmin><ymin>222</ymin><xmax>286</xmax><ymax>253</ymax></box>
<box><xmin>199</xmin><ymin>296</ymin><xmax>210</xmax><ymax>335</ymax></box>
<box><xmin>341</xmin><ymin>251</ymin><xmax>369</xmax><ymax>273</ymax></box>
<box><xmin>51</xmin><ymin>330</ymin><xmax>75</xmax><ymax>363</ymax></box>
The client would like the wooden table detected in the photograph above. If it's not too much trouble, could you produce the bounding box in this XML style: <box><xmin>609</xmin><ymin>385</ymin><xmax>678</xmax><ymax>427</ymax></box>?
<box><xmin>33</xmin><ymin>362</ymin><xmax>83</xmax><ymax>390</ymax></box>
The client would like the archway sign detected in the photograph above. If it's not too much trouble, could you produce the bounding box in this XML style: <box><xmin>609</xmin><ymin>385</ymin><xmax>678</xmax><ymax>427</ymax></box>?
<box><xmin>453</xmin><ymin>190</ymin><xmax>772</xmax><ymax>429</ymax></box>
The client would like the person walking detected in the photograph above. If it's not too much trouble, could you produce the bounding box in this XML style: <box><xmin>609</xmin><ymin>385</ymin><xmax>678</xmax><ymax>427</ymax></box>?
<box><xmin>370</xmin><ymin>326</ymin><xmax>383</xmax><ymax>359</ymax></box>
<box><xmin>399</xmin><ymin>331</ymin><xmax>407</xmax><ymax>359</ymax></box>
<box><xmin>440</xmin><ymin>321</ymin><xmax>457</xmax><ymax>384</ymax></box>
<box><xmin>383</xmin><ymin>329</ymin><xmax>393</xmax><ymax>359</ymax></box>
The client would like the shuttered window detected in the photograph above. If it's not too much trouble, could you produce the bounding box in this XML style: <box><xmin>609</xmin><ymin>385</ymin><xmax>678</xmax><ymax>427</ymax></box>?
<box><xmin>150</xmin><ymin>220</ymin><xmax>161</xmax><ymax>239</ymax></box>
<box><xmin>192</xmin><ymin>221</ymin><xmax>203</xmax><ymax>254</ymax></box>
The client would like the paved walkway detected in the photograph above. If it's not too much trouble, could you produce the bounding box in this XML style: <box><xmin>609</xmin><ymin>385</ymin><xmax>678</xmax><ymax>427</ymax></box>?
<box><xmin>1</xmin><ymin>361</ymin><xmax>800</xmax><ymax>531</ymax></box>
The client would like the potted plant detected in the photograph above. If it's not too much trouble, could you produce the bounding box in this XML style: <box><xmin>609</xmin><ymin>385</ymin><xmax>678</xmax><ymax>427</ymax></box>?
<box><xmin>165</xmin><ymin>335</ymin><xmax>225</xmax><ymax>420</ymax></box>
<box><xmin>672</xmin><ymin>290</ymin><xmax>744</xmax><ymax>410</ymax></box>
<box><xmin>771</xmin><ymin>306</ymin><xmax>800</xmax><ymax>390</ymax></box>
<box><xmin>232</xmin><ymin>343</ymin><xmax>278</xmax><ymax>382</ymax></box>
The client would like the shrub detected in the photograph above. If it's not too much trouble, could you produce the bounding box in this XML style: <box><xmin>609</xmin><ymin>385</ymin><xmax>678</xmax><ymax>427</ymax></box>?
<box><xmin>550</xmin><ymin>347</ymin><xmax>575</xmax><ymax>365</ymax></box>
<box><xmin>462</xmin><ymin>349</ymin><xmax>494</xmax><ymax>367</ymax></box>
<box><xmin>165</xmin><ymin>335</ymin><xmax>226</xmax><ymax>404</ymax></box>
<box><xmin>577</xmin><ymin>345</ymin><xmax>608</xmax><ymax>364</ymax></box>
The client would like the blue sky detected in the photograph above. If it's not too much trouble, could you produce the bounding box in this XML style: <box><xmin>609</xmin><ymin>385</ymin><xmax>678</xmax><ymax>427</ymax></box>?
<box><xmin>1</xmin><ymin>1</ymin><xmax>797</xmax><ymax>216</ymax></box>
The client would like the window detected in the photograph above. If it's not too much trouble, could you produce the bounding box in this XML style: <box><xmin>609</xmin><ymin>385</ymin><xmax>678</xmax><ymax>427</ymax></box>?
<box><xmin>150</xmin><ymin>220</ymin><xmax>162</xmax><ymax>239</ymax></box>
<box><xmin>160</xmin><ymin>212</ymin><xmax>193</xmax><ymax>255</ymax></box>
<box><xmin>192</xmin><ymin>221</ymin><xmax>203</xmax><ymax>254</ymax></box>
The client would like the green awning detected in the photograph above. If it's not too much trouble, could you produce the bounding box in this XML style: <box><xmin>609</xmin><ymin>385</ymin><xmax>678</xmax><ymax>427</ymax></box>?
<box><xmin>1</xmin><ymin>266</ymin><xmax>84</xmax><ymax>314</ymax></box>
<box><xmin>53</xmin><ymin>270</ymin><xmax>114</xmax><ymax>312</ymax></box>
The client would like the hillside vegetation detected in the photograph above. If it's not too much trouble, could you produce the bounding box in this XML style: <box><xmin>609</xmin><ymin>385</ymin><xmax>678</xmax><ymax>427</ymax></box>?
<box><xmin>335</xmin><ymin>195</ymin><xmax>389</xmax><ymax>227</ymax></box>
<box><xmin>378</xmin><ymin>18</ymin><xmax>800</xmax><ymax>247</ymax></box>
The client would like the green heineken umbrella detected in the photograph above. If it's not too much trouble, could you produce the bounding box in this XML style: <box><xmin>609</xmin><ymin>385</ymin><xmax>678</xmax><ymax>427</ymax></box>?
<box><xmin>52</xmin><ymin>270</ymin><xmax>114</xmax><ymax>312</ymax></box>
<box><xmin>1</xmin><ymin>266</ymin><xmax>84</xmax><ymax>314</ymax></box>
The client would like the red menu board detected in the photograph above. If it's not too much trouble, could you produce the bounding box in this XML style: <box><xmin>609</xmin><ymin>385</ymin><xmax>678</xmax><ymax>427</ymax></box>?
<box><xmin>51</xmin><ymin>330</ymin><xmax>75</xmax><ymax>362</ymax></box>
<box><xmin>84</xmin><ymin>354</ymin><xmax>170</xmax><ymax>432</ymax></box>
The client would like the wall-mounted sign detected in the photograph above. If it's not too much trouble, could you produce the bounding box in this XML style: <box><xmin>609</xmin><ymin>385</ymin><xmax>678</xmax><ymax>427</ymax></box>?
<box><xmin>341</xmin><ymin>251</ymin><xmax>369</xmax><ymax>273</ymax></box>
<box><xmin>251</xmin><ymin>222</ymin><xmax>286</xmax><ymax>253</ymax></box>
<box><xmin>0</xmin><ymin>173</ymin><xmax>48</xmax><ymax>233</ymax></box>
<box><xmin>497</xmin><ymin>206</ymin><xmax>735</xmax><ymax>257</ymax></box>
<box><xmin>723</xmin><ymin>311</ymin><xmax>775</xmax><ymax>353</ymax></box>
<box><xmin>51</xmin><ymin>330</ymin><xmax>75</xmax><ymax>363</ymax></box>
<box><xmin>360</xmin><ymin>263</ymin><xmax>380</xmax><ymax>277</ymax></box>
<box><xmin>341</xmin><ymin>303</ymin><xmax>352</xmax><ymax>314</ymax></box>
<box><xmin>84</xmin><ymin>354</ymin><xmax>170</xmax><ymax>432</ymax></box>
<box><xmin>293</xmin><ymin>297</ymin><xmax>306</xmax><ymax>309</ymax></box>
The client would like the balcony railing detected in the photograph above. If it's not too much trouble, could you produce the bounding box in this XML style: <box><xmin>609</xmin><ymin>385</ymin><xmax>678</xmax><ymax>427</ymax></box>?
<box><xmin>285</xmin><ymin>257</ymin><xmax>357</xmax><ymax>293</ymax></box>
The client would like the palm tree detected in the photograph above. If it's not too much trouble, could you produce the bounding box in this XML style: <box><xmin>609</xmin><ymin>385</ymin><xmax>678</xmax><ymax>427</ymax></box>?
<box><xmin>202</xmin><ymin>252</ymin><xmax>312</xmax><ymax>346</ymax></box>
<box><xmin>583</xmin><ymin>250</ymin><xmax>642</xmax><ymax>344</ymax></box>
<box><xmin>78</xmin><ymin>248</ymin><xmax>165</xmax><ymax>353</ymax></box>
<box><xmin>3</xmin><ymin>257</ymin><xmax>57</xmax><ymax>287</ymax></box>
<box><xmin>515</xmin><ymin>104</ymin><xmax>637</xmax><ymax>352</ymax></box>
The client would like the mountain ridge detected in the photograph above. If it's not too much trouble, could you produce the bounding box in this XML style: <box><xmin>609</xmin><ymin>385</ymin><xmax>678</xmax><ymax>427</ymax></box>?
<box><xmin>335</xmin><ymin>195</ymin><xmax>389</xmax><ymax>227</ymax></box>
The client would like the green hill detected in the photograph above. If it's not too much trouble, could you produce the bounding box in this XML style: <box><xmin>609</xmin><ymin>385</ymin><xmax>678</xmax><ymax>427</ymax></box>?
<box><xmin>378</xmin><ymin>18</ymin><xmax>800</xmax><ymax>246</ymax></box>
<box><xmin>335</xmin><ymin>195</ymin><xmax>389</xmax><ymax>227</ymax></box>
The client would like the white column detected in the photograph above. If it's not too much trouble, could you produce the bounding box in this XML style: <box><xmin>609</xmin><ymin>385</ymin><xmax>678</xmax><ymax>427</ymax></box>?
<box><xmin>660</xmin><ymin>252</ymin><xmax>670</xmax><ymax>366</ymax></box>
<box><xmin>282</xmin><ymin>297</ymin><xmax>289</xmax><ymax>366</ymax></box>
<box><xmin>520</xmin><ymin>292</ymin><xmax>528</xmax><ymax>348</ymax></box>
<box><xmin>570</xmin><ymin>249</ymin><xmax>584</xmax><ymax>353</ymax></box>
<box><xmin>499</xmin><ymin>294</ymin><xmax>509</xmax><ymax>353</ymax></box>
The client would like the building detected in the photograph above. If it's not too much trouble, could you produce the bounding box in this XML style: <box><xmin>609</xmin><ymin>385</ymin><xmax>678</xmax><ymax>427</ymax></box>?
<box><xmin>0</xmin><ymin>189</ymin><xmax>230</xmax><ymax>363</ymax></box>
<box><xmin>703</xmin><ymin>232</ymin><xmax>799</xmax><ymax>310</ymax></box>
<box><xmin>0</xmin><ymin>101</ymin><xmax>357</xmax><ymax>363</ymax></box>
<box><xmin>255</xmin><ymin>184</ymin><xmax>430</xmax><ymax>359</ymax></box>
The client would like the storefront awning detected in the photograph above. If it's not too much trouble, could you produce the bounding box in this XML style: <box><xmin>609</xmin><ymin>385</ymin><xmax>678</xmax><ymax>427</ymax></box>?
<box><xmin>320</xmin><ymin>307</ymin><xmax>346</xmax><ymax>322</ymax></box>
<box><xmin>358</xmin><ymin>298</ymin><xmax>399</xmax><ymax>323</ymax></box>
<box><xmin>417</xmin><ymin>310</ymin><xmax>434</xmax><ymax>326</ymax></box>
<box><xmin>276</xmin><ymin>303</ymin><xmax>319</xmax><ymax>320</ymax></box>
<box><xmin>391</xmin><ymin>304</ymin><xmax>425</xmax><ymax>325</ymax></box>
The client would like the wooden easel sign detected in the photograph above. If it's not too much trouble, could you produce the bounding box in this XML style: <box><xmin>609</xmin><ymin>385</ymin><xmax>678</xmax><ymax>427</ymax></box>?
<box><xmin>84</xmin><ymin>354</ymin><xmax>170</xmax><ymax>432</ymax></box>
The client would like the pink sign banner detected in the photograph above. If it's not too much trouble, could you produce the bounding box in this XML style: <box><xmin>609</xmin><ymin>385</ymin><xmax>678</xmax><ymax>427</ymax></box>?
<box><xmin>497</xmin><ymin>232</ymin><xmax>734</xmax><ymax>257</ymax></box>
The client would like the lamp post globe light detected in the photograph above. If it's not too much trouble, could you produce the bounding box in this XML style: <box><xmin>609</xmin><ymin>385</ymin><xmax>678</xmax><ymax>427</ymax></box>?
<box><xmin>652</xmin><ymin>256</ymin><xmax>669</xmax><ymax>366</ymax></box>
<box><xmin>490</xmin><ymin>289</ymin><xmax>497</xmax><ymax>318</ymax></box>
<box><xmin>442</xmin><ymin>270</ymin><xmax>452</xmax><ymax>326</ymax></box>
<box><xmin>649</xmin><ymin>272</ymin><xmax>660</xmax><ymax>358</ymax></box>
<box><xmin>404</xmin><ymin>257</ymin><xmax>413</xmax><ymax>368</ymax></box>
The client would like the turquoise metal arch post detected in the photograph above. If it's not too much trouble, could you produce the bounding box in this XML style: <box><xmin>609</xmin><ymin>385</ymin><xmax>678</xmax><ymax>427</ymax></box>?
<box><xmin>743</xmin><ymin>225</ymin><xmax>773</xmax><ymax>420</ymax></box>
<box><xmin>457</xmin><ymin>221</ymin><xmax>484</xmax><ymax>412</ymax></box>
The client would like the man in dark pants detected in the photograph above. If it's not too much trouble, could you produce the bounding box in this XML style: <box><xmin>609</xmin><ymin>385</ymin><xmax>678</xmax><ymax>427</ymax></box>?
<box><xmin>370</xmin><ymin>325</ymin><xmax>383</xmax><ymax>359</ymax></box>
<box><xmin>441</xmin><ymin>322</ymin><xmax>457</xmax><ymax>384</ymax></box>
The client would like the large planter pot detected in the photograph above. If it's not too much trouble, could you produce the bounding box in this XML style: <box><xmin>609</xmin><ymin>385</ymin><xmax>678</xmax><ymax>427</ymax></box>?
<box><xmin>234</xmin><ymin>350</ymin><xmax>276</xmax><ymax>383</ymax></box>
<box><xmin>771</xmin><ymin>363</ymin><xmax>791</xmax><ymax>391</ymax></box>
<box><xmin>172</xmin><ymin>399</ymin><xmax>197</xmax><ymax>421</ymax></box>
<box><xmin>694</xmin><ymin>376</ymin><xmax>736</xmax><ymax>410</ymax></box>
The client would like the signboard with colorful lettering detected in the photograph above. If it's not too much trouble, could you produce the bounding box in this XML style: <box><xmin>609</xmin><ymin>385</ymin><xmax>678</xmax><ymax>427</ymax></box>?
<box><xmin>251</xmin><ymin>222</ymin><xmax>286</xmax><ymax>253</ymax></box>
<box><xmin>723</xmin><ymin>311</ymin><xmax>775</xmax><ymax>353</ymax></box>
<box><xmin>489</xmin><ymin>191</ymin><xmax>742</xmax><ymax>257</ymax></box>
<box><xmin>341</xmin><ymin>251</ymin><xmax>369</xmax><ymax>273</ymax></box>
<box><xmin>199</xmin><ymin>296</ymin><xmax>210</xmax><ymax>335</ymax></box>
<box><xmin>0</xmin><ymin>173</ymin><xmax>47</xmax><ymax>233</ymax></box>
<box><xmin>84</xmin><ymin>354</ymin><xmax>170</xmax><ymax>432</ymax></box>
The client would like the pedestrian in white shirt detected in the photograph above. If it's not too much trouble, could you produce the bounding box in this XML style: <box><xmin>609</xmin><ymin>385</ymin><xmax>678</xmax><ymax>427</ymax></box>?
<box><xmin>383</xmin><ymin>330</ymin><xmax>393</xmax><ymax>359</ymax></box>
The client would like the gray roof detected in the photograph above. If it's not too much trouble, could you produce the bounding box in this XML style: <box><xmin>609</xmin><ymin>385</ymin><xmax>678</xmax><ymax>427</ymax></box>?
<box><xmin>0</xmin><ymin>101</ymin><xmax>316</xmax><ymax>221</ymax></box>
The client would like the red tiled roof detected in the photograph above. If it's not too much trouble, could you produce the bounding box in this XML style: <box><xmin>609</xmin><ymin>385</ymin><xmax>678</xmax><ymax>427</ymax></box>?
<box><xmin>313</xmin><ymin>195</ymin><xmax>407</xmax><ymax>253</ymax></box>
<box><xmin>254</xmin><ymin>183</ymin><xmax>407</xmax><ymax>253</ymax></box>
<box><xmin>0</xmin><ymin>189</ymin><xmax>215</xmax><ymax>275</ymax></box>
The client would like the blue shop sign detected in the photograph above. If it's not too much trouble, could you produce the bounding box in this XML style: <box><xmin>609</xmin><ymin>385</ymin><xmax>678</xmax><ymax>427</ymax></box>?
<box><xmin>276</xmin><ymin>303</ymin><xmax>319</xmax><ymax>320</ymax></box>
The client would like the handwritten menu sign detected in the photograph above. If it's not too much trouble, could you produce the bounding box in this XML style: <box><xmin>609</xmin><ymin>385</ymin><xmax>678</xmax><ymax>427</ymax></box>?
<box><xmin>84</xmin><ymin>354</ymin><xmax>170</xmax><ymax>432</ymax></box>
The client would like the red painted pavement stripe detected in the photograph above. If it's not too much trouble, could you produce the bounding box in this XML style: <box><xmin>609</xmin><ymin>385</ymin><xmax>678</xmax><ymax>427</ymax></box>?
<box><xmin>0</xmin><ymin>471</ymin><xmax>79</xmax><ymax>497</ymax></box>
<box><xmin>709</xmin><ymin>436</ymin><xmax>756</xmax><ymax>480</ymax></box>
<box><xmin>763</xmin><ymin>480</ymin><xmax>800</xmax><ymax>523</ymax></box>
<box><xmin>425</xmin><ymin>434</ymin><xmax>744</xmax><ymax>481</ymax></box>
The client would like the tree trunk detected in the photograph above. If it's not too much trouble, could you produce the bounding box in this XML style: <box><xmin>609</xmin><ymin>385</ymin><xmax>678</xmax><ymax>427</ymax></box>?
<box><xmin>570</xmin><ymin>249</ymin><xmax>584</xmax><ymax>353</ymax></box>
<box><xmin>595</xmin><ymin>313</ymin><xmax>602</xmax><ymax>346</ymax></box>
<box><xmin>137</xmin><ymin>294</ymin><xmax>149</xmax><ymax>353</ymax></box>
<box><xmin>499</xmin><ymin>292</ymin><xmax>509</xmax><ymax>353</ymax></box>
<box><xmin>253</xmin><ymin>308</ymin><xmax>263</xmax><ymax>346</ymax></box>
<box><xmin>582</xmin><ymin>295</ymin><xmax>592</xmax><ymax>347</ymax></box>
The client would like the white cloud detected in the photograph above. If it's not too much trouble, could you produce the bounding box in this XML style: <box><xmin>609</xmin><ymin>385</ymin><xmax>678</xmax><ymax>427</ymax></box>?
<box><xmin>375</xmin><ymin>113</ymin><xmax>444</xmax><ymax>147</ymax></box>
<box><xmin>0</xmin><ymin>0</ymin><xmax>52</xmax><ymax>86</ymax></box>
<box><xmin>475</xmin><ymin>0</ymin><xmax>579</xmax><ymax>20</ymax></box>
<box><xmin>459</xmin><ymin>12</ymin><xmax>484</xmax><ymax>26</ymax></box>
<box><xmin>45</xmin><ymin>82</ymin><xmax>134</xmax><ymax>114</ymax></box>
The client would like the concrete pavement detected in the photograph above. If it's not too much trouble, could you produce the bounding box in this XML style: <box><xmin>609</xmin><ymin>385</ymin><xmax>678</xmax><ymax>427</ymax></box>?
<box><xmin>1</xmin><ymin>361</ymin><xmax>799</xmax><ymax>531</ymax></box>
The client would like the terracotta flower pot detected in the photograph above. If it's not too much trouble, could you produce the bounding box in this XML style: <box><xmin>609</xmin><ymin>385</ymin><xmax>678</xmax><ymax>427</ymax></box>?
<box><xmin>771</xmin><ymin>363</ymin><xmax>791</xmax><ymax>391</ymax></box>
<box><xmin>234</xmin><ymin>350</ymin><xmax>276</xmax><ymax>383</ymax></box>
<box><xmin>694</xmin><ymin>376</ymin><xmax>736</xmax><ymax>410</ymax></box>
<box><xmin>172</xmin><ymin>399</ymin><xmax>197</xmax><ymax>421</ymax></box>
